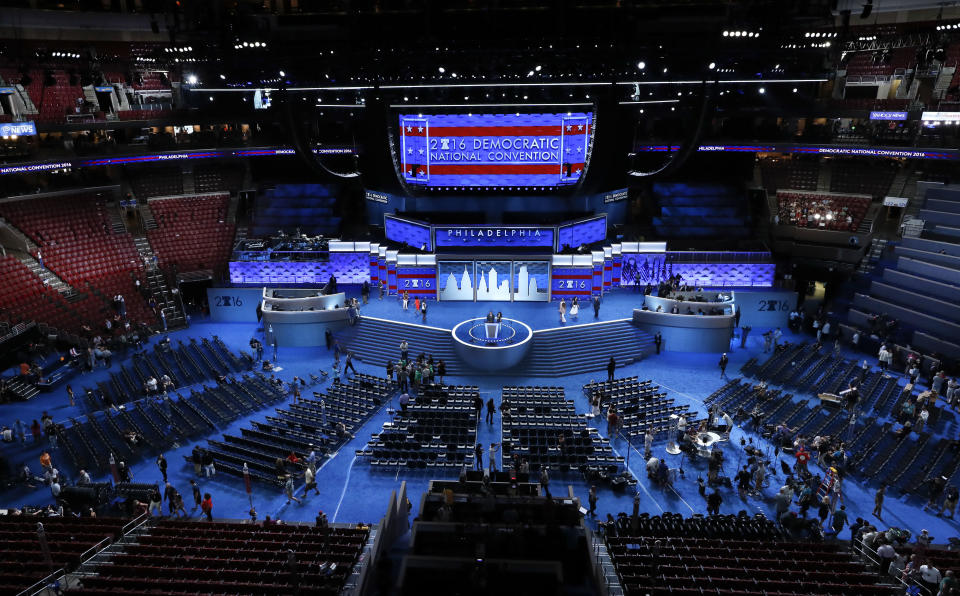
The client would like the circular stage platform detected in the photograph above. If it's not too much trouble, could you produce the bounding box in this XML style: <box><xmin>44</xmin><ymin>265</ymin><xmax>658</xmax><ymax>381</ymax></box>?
<box><xmin>451</xmin><ymin>317</ymin><xmax>533</xmax><ymax>370</ymax></box>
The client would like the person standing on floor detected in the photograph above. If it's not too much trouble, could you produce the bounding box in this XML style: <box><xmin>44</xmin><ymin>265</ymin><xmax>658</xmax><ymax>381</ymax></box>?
<box><xmin>361</xmin><ymin>280</ymin><xmax>370</xmax><ymax>305</ymax></box>
<box><xmin>400</xmin><ymin>340</ymin><xmax>409</xmax><ymax>362</ymax></box>
<box><xmin>345</xmin><ymin>352</ymin><xmax>357</xmax><ymax>375</ymax></box>
<box><xmin>420</xmin><ymin>299</ymin><xmax>428</xmax><ymax>323</ymax></box>
<box><xmin>654</xmin><ymin>332</ymin><xmax>662</xmax><ymax>354</ymax></box>
<box><xmin>402</xmin><ymin>291</ymin><xmax>409</xmax><ymax>310</ymax></box>
<box><xmin>190</xmin><ymin>479</ymin><xmax>201</xmax><ymax>513</ymax></box>
<box><xmin>488</xmin><ymin>443</ymin><xmax>499</xmax><ymax>474</ymax></box>
<box><xmin>303</xmin><ymin>466</ymin><xmax>320</xmax><ymax>498</ymax></box>
<box><xmin>707</xmin><ymin>490</ymin><xmax>723</xmax><ymax>516</ymax></box>
<box><xmin>202</xmin><ymin>449</ymin><xmax>215</xmax><ymax>477</ymax></box>
<box><xmin>379</xmin><ymin>279</ymin><xmax>386</xmax><ymax>300</ymax></box>
<box><xmin>644</xmin><ymin>428</ymin><xmax>655</xmax><ymax>458</ymax></box>
<box><xmin>740</xmin><ymin>326</ymin><xmax>751</xmax><ymax>349</ymax></box>
<box><xmin>588</xmin><ymin>485</ymin><xmax>598</xmax><ymax>516</ymax></box>
<box><xmin>156</xmin><ymin>453</ymin><xmax>168</xmax><ymax>483</ymax></box>
<box><xmin>201</xmin><ymin>492</ymin><xmax>213</xmax><ymax>521</ymax></box>
<box><xmin>66</xmin><ymin>385</ymin><xmax>75</xmax><ymax>407</ymax></box>
<box><xmin>607</xmin><ymin>357</ymin><xmax>616</xmax><ymax>381</ymax></box>
<box><xmin>873</xmin><ymin>485</ymin><xmax>885</xmax><ymax>520</ymax></box>
<box><xmin>592</xmin><ymin>294</ymin><xmax>601</xmax><ymax>318</ymax></box>
<box><xmin>475</xmin><ymin>443</ymin><xmax>484</xmax><ymax>471</ymax></box>
<box><xmin>437</xmin><ymin>360</ymin><xmax>446</xmax><ymax>385</ymax></box>
<box><xmin>559</xmin><ymin>299</ymin><xmax>566</xmax><ymax>323</ymax></box>
<box><xmin>719</xmin><ymin>353</ymin><xmax>729</xmax><ymax>378</ymax></box>
<box><xmin>485</xmin><ymin>398</ymin><xmax>496</xmax><ymax>425</ymax></box>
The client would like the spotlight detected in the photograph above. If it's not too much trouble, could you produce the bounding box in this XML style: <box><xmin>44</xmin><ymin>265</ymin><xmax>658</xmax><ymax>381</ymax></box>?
<box><xmin>535</xmin><ymin>65</ymin><xmax>542</xmax><ymax>71</ymax></box>
<box><xmin>186</xmin><ymin>74</ymin><xmax>198</xmax><ymax>85</ymax></box>
<box><xmin>637</xmin><ymin>61</ymin><xmax>646</xmax><ymax>69</ymax></box>
<box><xmin>723</xmin><ymin>31</ymin><xmax>729</xmax><ymax>37</ymax></box>
<box><xmin>438</xmin><ymin>67</ymin><xmax>445</xmax><ymax>73</ymax></box>
<box><xmin>279</xmin><ymin>70</ymin><xmax>285</xmax><ymax>77</ymax></box>
<box><xmin>663</xmin><ymin>67</ymin><xmax>668</xmax><ymax>73</ymax></box>
<box><xmin>793</xmin><ymin>88</ymin><xmax>798</xmax><ymax>93</ymax></box>
<box><xmin>758</xmin><ymin>87</ymin><xmax>765</xmax><ymax>94</ymax></box>
<box><xmin>219</xmin><ymin>74</ymin><xmax>226</xmax><ymax>80</ymax></box>
<box><xmin>708</xmin><ymin>62</ymin><xmax>716</xmax><ymax>69</ymax></box>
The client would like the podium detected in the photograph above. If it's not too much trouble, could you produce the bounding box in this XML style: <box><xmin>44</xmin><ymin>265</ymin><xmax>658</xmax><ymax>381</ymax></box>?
<box><xmin>484</xmin><ymin>322</ymin><xmax>501</xmax><ymax>339</ymax></box>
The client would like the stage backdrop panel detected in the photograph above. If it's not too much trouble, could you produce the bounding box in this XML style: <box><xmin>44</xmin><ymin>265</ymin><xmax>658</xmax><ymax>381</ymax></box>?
<box><xmin>207</xmin><ymin>287</ymin><xmax>265</xmax><ymax>323</ymax></box>
<box><xmin>475</xmin><ymin>261</ymin><xmax>513</xmax><ymax>301</ymax></box>
<box><xmin>734</xmin><ymin>290</ymin><xmax>798</xmax><ymax>328</ymax></box>
<box><xmin>439</xmin><ymin>261</ymin><xmax>475</xmax><ymax>301</ymax></box>
<box><xmin>513</xmin><ymin>261</ymin><xmax>549</xmax><ymax>302</ymax></box>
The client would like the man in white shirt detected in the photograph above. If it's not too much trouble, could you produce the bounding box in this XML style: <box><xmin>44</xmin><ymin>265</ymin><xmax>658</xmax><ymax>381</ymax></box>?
<box><xmin>145</xmin><ymin>377</ymin><xmax>158</xmax><ymax>394</ymax></box>
<box><xmin>919</xmin><ymin>563</ymin><xmax>942</xmax><ymax>593</ymax></box>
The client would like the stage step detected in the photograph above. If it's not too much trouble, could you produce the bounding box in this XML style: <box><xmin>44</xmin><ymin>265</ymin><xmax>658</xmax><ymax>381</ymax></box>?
<box><xmin>524</xmin><ymin>319</ymin><xmax>656</xmax><ymax>376</ymax></box>
<box><xmin>335</xmin><ymin>316</ymin><xmax>656</xmax><ymax>378</ymax></box>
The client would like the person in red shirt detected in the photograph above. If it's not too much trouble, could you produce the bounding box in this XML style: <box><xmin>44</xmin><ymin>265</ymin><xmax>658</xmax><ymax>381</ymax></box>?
<box><xmin>286</xmin><ymin>452</ymin><xmax>300</xmax><ymax>465</ymax></box>
<box><xmin>795</xmin><ymin>447</ymin><xmax>811</xmax><ymax>475</ymax></box>
<box><xmin>201</xmin><ymin>493</ymin><xmax>213</xmax><ymax>521</ymax></box>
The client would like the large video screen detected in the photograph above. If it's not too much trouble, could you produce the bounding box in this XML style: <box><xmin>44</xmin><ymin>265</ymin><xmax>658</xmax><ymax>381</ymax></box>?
<box><xmin>398</xmin><ymin>111</ymin><xmax>594</xmax><ymax>188</ymax></box>
<box><xmin>558</xmin><ymin>215</ymin><xmax>607</xmax><ymax>250</ymax></box>
<box><xmin>384</xmin><ymin>215</ymin><xmax>432</xmax><ymax>251</ymax></box>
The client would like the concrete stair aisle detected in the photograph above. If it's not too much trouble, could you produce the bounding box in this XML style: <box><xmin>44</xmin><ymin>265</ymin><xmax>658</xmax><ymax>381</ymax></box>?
<box><xmin>132</xmin><ymin>235</ymin><xmax>187</xmax><ymax>329</ymax></box>
<box><xmin>524</xmin><ymin>319</ymin><xmax>656</xmax><ymax>376</ymax></box>
<box><xmin>108</xmin><ymin>200</ymin><xmax>128</xmax><ymax>234</ymax></box>
<box><xmin>139</xmin><ymin>203</ymin><xmax>158</xmax><ymax>231</ymax></box>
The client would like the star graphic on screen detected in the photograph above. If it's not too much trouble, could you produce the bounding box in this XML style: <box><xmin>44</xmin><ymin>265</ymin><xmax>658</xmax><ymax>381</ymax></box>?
<box><xmin>407</xmin><ymin>148</ymin><xmax>413</xmax><ymax>154</ymax></box>
<box><xmin>577</xmin><ymin>147</ymin><xmax>582</xmax><ymax>153</ymax></box>
<box><xmin>575</xmin><ymin>168</ymin><xmax>581</xmax><ymax>174</ymax></box>
<box><xmin>406</xmin><ymin>126</ymin><xmax>412</xmax><ymax>132</ymax></box>
<box><xmin>566</xmin><ymin>125</ymin><xmax>572</xmax><ymax>131</ymax></box>
<box><xmin>418</xmin><ymin>127</ymin><xmax>424</xmax><ymax>132</ymax></box>
<box><xmin>418</xmin><ymin>148</ymin><xmax>424</xmax><ymax>155</ymax></box>
<box><xmin>578</xmin><ymin>125</ymin><xmax>584</xmax><ymax>130</ymax></box>
<box><xmin>565</xmin><ymin>148</ymin><xmax>571</xmax><ymax>154</ymax></box>
<box><xmin>418</xmin><ymin>170</ymin><xmax>425</xmax><ymax>176</ymax></box>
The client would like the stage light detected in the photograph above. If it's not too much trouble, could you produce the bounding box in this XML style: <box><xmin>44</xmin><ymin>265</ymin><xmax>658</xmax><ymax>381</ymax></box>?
<box><xmin>403</xmin><ymin>96</ymin><xmax>408</xmax><ymax>101</ymax></box>
<box><xmin>663</xmin><ymin>67</ymin><xmax>668</xmax><ymax>73</ymax></box>
<box><xmin>279</xmin><ymin>70</ymin><xmax>285</xmax><ymax>77</ymax></box>
<box><xmin>758</xmin><ymin>87</ymin><xmax>765</xmax><ymax>94</ymax></box>
<box><xmin>793</xmin><ymin>88</ymin><xmax>798</xmax><ymax>93</ymax></box>
<box><xmin>523</xmin><ymin>95</ymin><xmax>528</xmax><ymax>99</ymax></box>
<box><xmin>438</xmin><ymin>67</ymin><xmax>445</xmax><ymax>73</ymax></box>
<box><xmin>535</xmin><ymin>65</ymin><xmax>542</xmax><ymax>71</ymax></box>
<box><xmin>722</xmin><ymin>31</ymin><xmax>729</xmax><ymax>37</ymax></box>
<box><xmin>186</xmin><ymin>74</ymin><xmax>198</xmax><ymax>85</ymax></box>
<box><xmin>709</xmin><ymin>62</ymin><xmax>716</xmax><ymax>70</ymax></box>
<box><xmin>451</xmin><ymin>73</ymin><xmax>457</xmax><ymax>78</ymax></box>
<box><xmin>527</xmin><ymin>70</ymin><xmax>534</xmax><ymax>77</ymax></box>
<box><xmin>637</xmin><ymin>61</ymin><xmax>646</xmax><ymax>69</ymax></box>
<box><xmin>209</xmin><ymin>96</ymin><xmax>214</xmax><ymax>101</ymax></box>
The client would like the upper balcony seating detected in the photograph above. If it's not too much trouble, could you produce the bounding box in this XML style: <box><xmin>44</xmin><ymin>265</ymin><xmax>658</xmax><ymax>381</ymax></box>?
<box><xmin>776</xmin><ymin>190</ymin><xmax>871</xmax><ymax>231</ymax></box>
<box><xmin>146</xmin><ymin>193</ymin><xmax>234</xmax><ymax>274</ymax></box>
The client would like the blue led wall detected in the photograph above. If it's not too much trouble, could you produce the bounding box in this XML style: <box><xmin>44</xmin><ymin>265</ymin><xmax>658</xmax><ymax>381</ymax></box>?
<box><xmin>557</xmin><ymin>215</ymin><xmax>606</xmax><ymax>250</ymax></box>
<box><xmin>384</xmin><ymin>215</ymin><xmax>432</xmax><ymax>251</ymax></box>
<box><xmin>398</xmin><ymin>112</ymin><xmax>594</xmax><ymax>188</ymax></box>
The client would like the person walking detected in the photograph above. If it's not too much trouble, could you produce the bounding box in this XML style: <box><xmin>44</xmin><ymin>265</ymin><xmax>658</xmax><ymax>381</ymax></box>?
<box><xmin>607</xmin><ymin>357</ymin><xmax>616</xmax><ymax>382</ymax></box>
<box><xmin>303</xmin><ymin>466</ymin><xmax>320</xmax><ymax>498</ymax></box>
<box><xmin>201</xmin><ymin>449</ymin><xmax>216</xmax><ymax>477</ymax></box>
<box><xmin>201</xmin><ymin>493</ymin><xmax>213</xmax><ymax>521</ymax></box>
<box><xmin>719</xmin><ymin>353</ymin><xmax>729</xmax><ymax>378</ymax></box>
<box><xmin>644</xmin><ymin>429</ymin><xmax>655</xmax><ymax>458</ymax></box>
<box><xmin>488</xmin><ymin>443</ymin><xmax>499</xmax><ymax>474</ymax></box>
<box><xmin>559</xmin><ymin>299</ymin><xmax>566</xmax><ymax>323</ymax></box>
<box><xmin>284</xmin><ymin>474</ymin><xmax>302</xmax><ymax>505</ymax></box>
<box><xmin>148</xmin><ymin>485</ymin><xmax>162</xmax><ymax>517</ymax></box>
<box><xmin>66</xmin><ymin>385</ymin><xmax>75</xmax><ymax>408</ymax></box>
<box><xmin>588</xmin><ymin>485</ymin><xmax>598</xmax><ymax>516</ymax></box>
<box><xmin>654</xmin><ymin>332</ymin><xmax>662</xmax><ymax>354</ymax></box>
<box><xmin>938</xmin><ymin>485</ymin><xmax>959</xmax><ymax>519</ymax></box>
<box><xmin>475</xmin><ymin>443</ymin><xmax>484</xmax><ymax>471</ymax></box>
<box><xmin>345</xmin><ymin>352</ymin><xmax>357</xmax><ymax>375</ymax></box>
<box><xmin>485</xmin><ymin>398</ymin><xmax>496</xmax><ymax>425</ymax></box>
<box><xmin>420</xmin><ymin>299</ymin><xmax>428</xmax><ymax>323</ymax></box>
<box><xmin>156</xmin><ymin>453</ymin><xmax>168</xmax><ymax>483</ymax></box>
<box><xmin>873</xmin><ymin>485</ymin><xmax>885</xmax><ymax>520</ymax></box>
<box><xmin>437</xmin><ymin>360</ymin><xmax>446</xmax><ymax>384</ymax></box>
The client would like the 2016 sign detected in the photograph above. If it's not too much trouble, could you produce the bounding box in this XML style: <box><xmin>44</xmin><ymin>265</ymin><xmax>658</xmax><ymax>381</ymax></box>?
<box><xmin>213</xmin><ymin>295</ymin><xmax>245</xmax><ymax>307</ymax></box>
<box><xmin>757</xmin><ymin>299</ymin><xmax>790</xmax><ymax>312</ymax></box>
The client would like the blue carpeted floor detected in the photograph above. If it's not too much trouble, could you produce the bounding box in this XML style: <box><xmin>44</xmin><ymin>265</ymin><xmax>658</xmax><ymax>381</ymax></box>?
<box><xmin>2</xmin><ymin>289</ymin><xmax>957</xmax><ymax>544</ymax></box>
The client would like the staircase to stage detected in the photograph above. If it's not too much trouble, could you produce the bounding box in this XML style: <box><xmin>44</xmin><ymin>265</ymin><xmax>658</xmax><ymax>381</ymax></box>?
<box><xmin>335</xmin><ymin>316</ymin><xmax>656</xmax><ymax>377</ymax></box>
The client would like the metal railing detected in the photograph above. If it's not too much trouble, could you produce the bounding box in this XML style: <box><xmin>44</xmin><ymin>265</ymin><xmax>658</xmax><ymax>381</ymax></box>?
<box><xmin>15</xmin><ymin>568</ymin><xmax>65</xmax><ymax>596</ymax></box>
<box><xmin>855</xmin><ymin>536</ymin><xmax>932</xmax><ymax>596</ymax></box>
